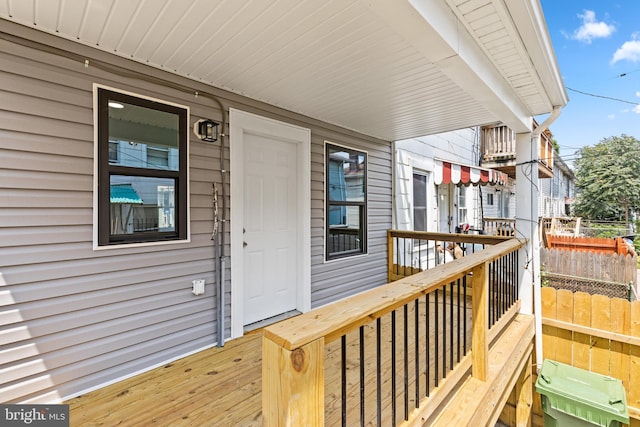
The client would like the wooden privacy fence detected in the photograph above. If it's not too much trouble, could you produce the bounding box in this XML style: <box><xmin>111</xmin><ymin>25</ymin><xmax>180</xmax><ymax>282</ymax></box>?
<box><xmin>541</xmin><ymin>287</ymin><xmax>640</xmax><ymax>421</ymax></box>
<box><xmin>541</xmin><ymin>247</ymin><xmax>637</xmax><ymax>286</ymax></box>
<box><xmin>545</xmin><ymin>234</ymin><xmax>635</xmax><ymax>256</ymax></box>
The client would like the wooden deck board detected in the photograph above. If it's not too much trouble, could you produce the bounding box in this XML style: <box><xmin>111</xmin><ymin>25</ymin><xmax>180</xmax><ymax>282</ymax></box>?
<box><xmin>67</xmin><ymin>332</ymin><xmax>263</xmax><ymax>427</ymax></box>
<box><xmin>67</xmin><ymin>291</ymin><xmax>523</xmax><ymax>427</ymax></box>
<box><xmin>430</xmin><ymin>314</ymin><xmax>535</xmax><ymax>427</ymax></box>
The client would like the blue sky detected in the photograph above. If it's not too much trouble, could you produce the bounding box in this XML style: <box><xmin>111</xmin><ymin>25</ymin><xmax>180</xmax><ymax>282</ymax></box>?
<box><xmin>539</xmin><ymin>1</ymin><xmax>640</xmax><ymax>165</ymax></box>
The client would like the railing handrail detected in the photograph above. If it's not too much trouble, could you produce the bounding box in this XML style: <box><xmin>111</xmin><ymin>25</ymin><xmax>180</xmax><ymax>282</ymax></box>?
<box><xmin>483</xmin><ymin>217</ymin><xmax>516</xmax><ymax>222</ymax></box>
<box><xmin>263</xmin><ymin>237</ymin><xmax>526</xmax><ymax>351</ymax></box>
<box><xmin>388</xmin><ymin>230</ymin><xmax>511</xmax><ymax>245</ymax></box>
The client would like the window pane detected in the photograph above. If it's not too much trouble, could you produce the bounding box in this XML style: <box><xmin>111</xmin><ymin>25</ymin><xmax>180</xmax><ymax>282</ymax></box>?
<box><xmin>108</xmin><ymin>100</ymin><xmax>179</xmax><ymax>171</ymax></box>
<box><xmin>502</xmin><ymin>192</ymin><xmax>510</xmax><ymax>217</ymax></box>
<box><xmin>328</xmin><ymin>147</ymin><xmax>365</xmax><ymax>202</ymax></box>
<box><xmin>413</xmin><ymin>174</ymin><xmax>427</xmax><ymax>231</ymax></box>
<box><xmin>108</xmin><ymin>141</ymin><xmax>118</xmax><ymax>162</ymax></box>
<box><xmin>109</xmin><ymin>175</ymin><xmax>175</xmax><ymax>237</ymax></box>
<box><xmin>458</xmin><ymin>187</ymin><xmax>466</xmax><ymax>206</ymax></box>
<box><xmin>328</xmin><ymin>205</ymin><xmax>362</xmax><ymax>256</ymax></box>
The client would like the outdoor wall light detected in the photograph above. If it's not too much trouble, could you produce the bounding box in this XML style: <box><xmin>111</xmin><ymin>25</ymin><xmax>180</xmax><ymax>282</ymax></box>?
<box><xmin>194</xmin><ymin>119</ymin><xmax>219</xmax><ymax>142</ymax></box>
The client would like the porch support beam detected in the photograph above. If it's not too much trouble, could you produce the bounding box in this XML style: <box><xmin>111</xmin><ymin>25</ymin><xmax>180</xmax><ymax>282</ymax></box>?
<box><xmin>515</xmin><ymin>130</ymin><xmax>543</xmax><ymax>366</ymax></box>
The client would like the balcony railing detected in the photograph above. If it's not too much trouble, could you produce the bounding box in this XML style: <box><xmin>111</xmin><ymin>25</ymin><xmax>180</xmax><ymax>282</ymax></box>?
<box><xmin>387</xmin><ymin>230</ymin><xmax>512</xmax><ymax>282</ymax></box>
<box><xmin>482</xmin><ymin>124</ymin><xmax>516</xmax><ymax>160</ymax></box>
<box><xmin>483</xmin><ymin>217</ymin><xmax>516</xmax><ymax>237</ymax></box>
<box><xmin>481</xmin><ymin>124</ymin><xmax>554</xmax><ymax>178</ymax></box>
<box><xmin>262</xmin><ymin>232</ymin><xmax>526</xmax><ymax>426</ymax></box>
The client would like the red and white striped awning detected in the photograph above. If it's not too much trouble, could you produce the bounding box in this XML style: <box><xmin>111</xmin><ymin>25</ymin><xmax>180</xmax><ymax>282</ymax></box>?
<box><xmin>434</xmin><ymin>160</ymin><xmax>508</xmax><ymax>186</ymax></box>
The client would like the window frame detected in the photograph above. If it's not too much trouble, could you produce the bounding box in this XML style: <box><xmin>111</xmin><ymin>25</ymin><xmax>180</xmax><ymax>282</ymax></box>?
<box><xmin>457</xmin><ymin>186</ymin><xmax>468</xmax><ymax>225</ymax></box>
<box><xmin>412</xmin><ymin>172</ymin><xmax>428</xmax><ymax>231</ymax></box>
<box><xmin>94</xmin><ymin>85</ymin><xmax>190</xmax><ymax>248</ymax></box>
<box><xmin>325</xmin><ymin>142</ymin><xmax>367</xmax><ymax>261</ymax></box>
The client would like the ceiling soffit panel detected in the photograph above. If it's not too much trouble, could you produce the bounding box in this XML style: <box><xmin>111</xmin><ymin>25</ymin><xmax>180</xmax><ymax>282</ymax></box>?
<box><xmin>447</xmin><ymin>0</ymin><xmax>567</xmax><ymax>114</ymax></box>
<box><xmin>0</xmin><ymin>0</ymin><xmax>561</xmax><ymax>141</ymax></box>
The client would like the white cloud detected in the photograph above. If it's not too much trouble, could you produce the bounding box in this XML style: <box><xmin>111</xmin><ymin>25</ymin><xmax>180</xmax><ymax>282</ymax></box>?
<box><xmin>612</xmin><ymin>36</ymin><xmax>640</xmax><ymax>63</ymax></box>
<box><xmin>608</xmin><ymin>113</ymin><xmax>616</xmax><ymax>119</ymax></box>
<box><xmin>634</xmin><ymin>105</ymin><xmax>640</xmax><ymax>114</ymax></box>
<box><xmin>636</xmin><ymin>91</ymin><xmax>640</xmax><ymax>97</ymax></box>
<box><xmin>571</xmin><ymin>10</ymin><xmax>615</xmax><ymax>43</ymax></box>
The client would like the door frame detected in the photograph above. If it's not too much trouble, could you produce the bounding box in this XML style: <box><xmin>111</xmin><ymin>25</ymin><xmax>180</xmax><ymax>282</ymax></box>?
<box><xmin>229</xmin><ymin>109</ymin><xmax>311</xmax><ymax>339</ymax></box>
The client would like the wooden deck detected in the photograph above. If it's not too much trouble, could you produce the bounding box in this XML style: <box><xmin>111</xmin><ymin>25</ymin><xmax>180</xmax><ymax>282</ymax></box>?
<box><xmin>67</xmin><ymin>234</ymin><xmax>527</xmax><ymax>427</ymax></box>
<box><xmin>67</xmin><ymin>331</ymin><xmax>263</xmax><ymax>426</ymax></box>
<box><xmin>67</xmin><ymin>292</ymin><xmax>474</xmax><ymax>426</ymax></box>
<box><xmin>67</xmin><ymin>309</ymin><xmax>531</xmax><ymax>426</ymax></box>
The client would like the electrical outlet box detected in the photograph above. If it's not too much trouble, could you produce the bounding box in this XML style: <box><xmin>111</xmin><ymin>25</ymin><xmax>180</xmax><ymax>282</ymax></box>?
<box><xmin>192</xmin><ymin>279</ymin><xmax>205</xmax><ymax>295</ymax></box>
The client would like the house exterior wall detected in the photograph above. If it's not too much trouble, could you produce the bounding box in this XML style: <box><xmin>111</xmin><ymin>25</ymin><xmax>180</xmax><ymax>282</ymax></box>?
<box><xmin>539</xmin><ymin>155</ymin><xmax>574</xmax><ymax>218</ymax></box>
<box><xmin>481</xmin><ymin>182</ymin><xmax>516</xmax><ymax>220</ymax></box>
<box><xmin>394</xmin><ymin>128</ymin><xmax>478</xmax><ymax>232</ymax></box>
<box><xmin>1</xmin><ymin>26</ymin><xmax>391</xmax><ymax>403</ymax></box>
<box><xmin>394</xmin><ymin>128</ymin><xmax>514</xmax><ymax>233</ymax></box>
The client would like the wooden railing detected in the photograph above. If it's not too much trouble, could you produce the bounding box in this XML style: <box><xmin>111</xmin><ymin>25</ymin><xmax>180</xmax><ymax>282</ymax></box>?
<box><xmin>483</xmin><ymin>217</ymin><xmax>517</xmax><ymax>237</ymax></box>
<box><xmin>262</xmin><ymin>235</ymin><xmax>526</xmax><ymax>426</ymax></box>
<box><xmin>481</xmin><ymin>124</ymin><xmax>554</xmax><ymax>173</ymax></box>
<box><xmin>539</xmin><ymin>287</ymin><xmax>640</xmax><ymax>423</ymax></box>
<box><xmin>482</xmin><ymin>124</ymin><xmax>516</xmax><ymax>160</ymax></box>
<box><xmin>387</xmin><ymin>230</ymin><xmax>511</xmax><ymax>282</ymax></box>
<box><xmin>538</xmin><ymin>129</ymin><xmax>554</xmax><ymax>173</ymax></box>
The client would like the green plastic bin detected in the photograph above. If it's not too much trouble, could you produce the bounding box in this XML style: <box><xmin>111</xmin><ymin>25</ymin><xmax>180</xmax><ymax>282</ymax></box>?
<box><xmin>535</xmin><ymin>360</ymin><xmax>629</xmax><ymax>427</ymax></box>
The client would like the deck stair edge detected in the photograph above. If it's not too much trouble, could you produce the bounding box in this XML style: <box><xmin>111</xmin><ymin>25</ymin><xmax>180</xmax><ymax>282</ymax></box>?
<box><xmin>428</xmin><ymin>314</ymin><xmax>535</xmax><ymax>427</ymax></box>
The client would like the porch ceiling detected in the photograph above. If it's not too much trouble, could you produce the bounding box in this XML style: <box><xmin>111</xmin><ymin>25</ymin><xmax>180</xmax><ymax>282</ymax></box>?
<box><xmin>0</xmin><ymin>0</ymin><xmax>567</xmax><ymax>140</ymax></box>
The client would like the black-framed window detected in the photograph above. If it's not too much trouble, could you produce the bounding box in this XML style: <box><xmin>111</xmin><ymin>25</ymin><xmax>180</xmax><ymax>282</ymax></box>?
<box><xmin>96</xmin><ymin>87</ymin><xmax>188</xmax><ymax>246</ymax></box>
<box><xmin>326</xmin><ymin>143</ymin><xmax>366</xmax><ymax>260</ymax></box>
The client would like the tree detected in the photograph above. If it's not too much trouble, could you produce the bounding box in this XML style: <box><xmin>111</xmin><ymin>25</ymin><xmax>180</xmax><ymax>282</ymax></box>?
<box><xmin>573</xmin><ymin>134</ymin><xmax>640</xmax><ymax>226</ymax></box>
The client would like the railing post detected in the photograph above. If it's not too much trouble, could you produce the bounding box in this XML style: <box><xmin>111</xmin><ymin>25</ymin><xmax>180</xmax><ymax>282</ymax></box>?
<box><xmin>515</xmin><ymin>354</ymin><xmax>533</xmax><ymax>426</ymax></box>
<box><xmin>263</xmin><ymin>336</ymin><xmax>325</xmax><ymax>426</ymax></box>
<box><xmin>387</xmin><ymin>230</ymin><xmax>393</xmax><ymax>282</ymax></box>
<box><xmin>471</xmin><ymin>261</ymin><xmax>489</xmax><ymax>381</ymax></box>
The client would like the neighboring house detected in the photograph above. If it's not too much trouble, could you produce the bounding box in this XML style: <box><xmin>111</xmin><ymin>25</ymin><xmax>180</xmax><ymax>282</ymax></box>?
<box><xmin>482</xmin><ymin>178</ymin><xmax>517</xmax><ymax>221</ymax></box>
<box><xmin>540</xmin><ymin>154</ymin><xmax>575</xmax><ymax>218</ymax></box>
<box><xmin>478</xmin><ymin>121</ymin><xmax>559</xmax><ymax>229</ymax></box>
<box><xmin>394</xmin><ymin>128</ymin><xmax>512</xmax><ymax>234</ymax></box>
<box><xmin>0</xmin><ymin>0</ymin><xmax>567</xmax><ymax>405</ymax></box>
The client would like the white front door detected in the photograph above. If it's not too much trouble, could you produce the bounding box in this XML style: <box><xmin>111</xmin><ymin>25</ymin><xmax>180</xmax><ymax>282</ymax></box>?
<box><xmin>438</xmin><ymin>185</ymin><xmax>451</xmax><ymax>233</ymax></box>
<box><xmin>243</xmin><ymin>134</ymin><xmax>297</xmax><ymax>324</ymax></box>
<box><xmin>230</xmin><ymin>109</ymin><xmax>311</xmax><ymax>338</ymax></box>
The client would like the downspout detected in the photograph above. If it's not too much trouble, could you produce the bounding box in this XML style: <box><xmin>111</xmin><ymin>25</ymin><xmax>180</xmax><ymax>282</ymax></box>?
<box><xmin>212</xmin><ymin>97</ymin><xmax>227</xmax><ymax>348</ymax></box>
<box><xmin>529</xmin><ymin>106</ymin><xmax>561</xmax><ymax>369</ymax></box>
